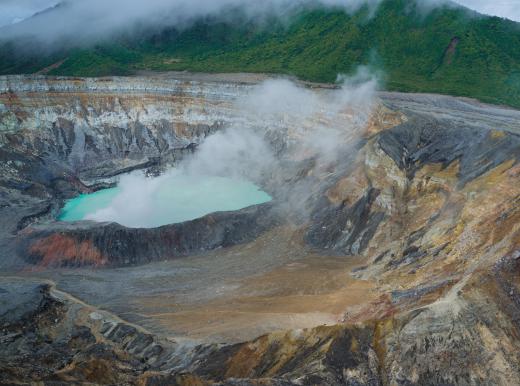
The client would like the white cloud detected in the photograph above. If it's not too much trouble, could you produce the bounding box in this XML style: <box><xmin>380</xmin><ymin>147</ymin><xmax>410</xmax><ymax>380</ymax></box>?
<box><xmin>0</xmin><ymin>0</ymin><xmax>382</xmax><ymax>45</ymax></box>
<box><xmin>0</xmin><ymin>0</ymin><xmax>518</xmax><ymax>46</ymax></box>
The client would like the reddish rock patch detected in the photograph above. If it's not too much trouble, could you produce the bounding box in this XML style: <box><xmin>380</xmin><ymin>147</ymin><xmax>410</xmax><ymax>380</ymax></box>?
<box><xmin>30</xmin><ymin>234</ymin><xmax>107</xmax><ymax>267</ymax></box>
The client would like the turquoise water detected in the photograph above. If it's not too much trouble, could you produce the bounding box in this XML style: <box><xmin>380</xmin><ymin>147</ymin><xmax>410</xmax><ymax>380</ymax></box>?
<box><xmin>59</xmin><ymin>188</ymin><xmax>122</xmax><ymax>222</ymax></box>
<box><xmin>58</xmin><ymin>173</ymin><xmax>271</xmax><ymax>228</ymax></box>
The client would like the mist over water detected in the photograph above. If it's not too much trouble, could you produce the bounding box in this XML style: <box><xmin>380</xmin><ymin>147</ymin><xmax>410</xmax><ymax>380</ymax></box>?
<box><xmin>60</xmin><ymin>172</ymin><xmax>272</xmax><ymax>228</ymax></box>
<box><xmin>59</xmin><ymin>70</ymin><xmax>378</xmax><ymax>228</ymax></box>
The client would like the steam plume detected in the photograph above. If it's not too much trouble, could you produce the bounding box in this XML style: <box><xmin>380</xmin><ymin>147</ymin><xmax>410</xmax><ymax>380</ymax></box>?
<box><xmin>84</xmin><ymin>69</ymin><xmax>379</xmax><ymax>227</ymax></box>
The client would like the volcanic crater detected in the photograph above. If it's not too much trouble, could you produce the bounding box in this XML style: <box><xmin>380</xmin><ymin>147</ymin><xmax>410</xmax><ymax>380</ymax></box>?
<box><xmin>1</xmin><ymin>73</ymin><xmax>520</xmax><ymax>385</ymax></box>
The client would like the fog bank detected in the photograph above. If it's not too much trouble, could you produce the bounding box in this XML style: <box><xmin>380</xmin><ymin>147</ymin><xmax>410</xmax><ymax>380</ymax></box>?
<box><xmin>2</xmin><ymin>0</ymin><xmax>518</xmax><ymax>45</ymax></box>
<box><xmin>1</xmin><ymin>0</ymin><xmax>382</xmax><ymax>46</ymax></box>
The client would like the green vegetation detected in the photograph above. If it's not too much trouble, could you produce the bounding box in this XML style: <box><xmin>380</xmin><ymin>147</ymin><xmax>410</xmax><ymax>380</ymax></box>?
<box><xmin>2</xmin><ymin>0</ymin><xmax>520</xmax><ymax>107</ymax></box>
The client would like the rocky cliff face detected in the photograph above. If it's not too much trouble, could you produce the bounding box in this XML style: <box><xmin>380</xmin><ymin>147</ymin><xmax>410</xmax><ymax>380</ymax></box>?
<box><xmin>0</xmin><ymin>75</ymin><xmax>251</xmax><ymax>175</ymax></box>
<box><xmin>1</xmin><ymin>74</ymin><xmax>520</xmax><ymax>385</ymax></box>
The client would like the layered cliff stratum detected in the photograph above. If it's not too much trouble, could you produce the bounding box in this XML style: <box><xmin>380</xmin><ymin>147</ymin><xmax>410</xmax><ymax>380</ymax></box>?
<box><xmin>0</xmin><ymin>1</ymin><xmax>520</xmax><ymax>385</ymax></box>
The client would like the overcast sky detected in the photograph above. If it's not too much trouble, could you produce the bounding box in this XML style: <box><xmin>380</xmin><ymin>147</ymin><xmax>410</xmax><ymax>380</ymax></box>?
<box><xmin>454</xmin><ymin>0</ymin><xmax>520</xmax><ymax>21</ymax></box>
<box><xmin>0</xmin><ymin>0</ymin><xmax>518</xmax><ymax>30</ymax></box>
<box><xmin>0</xmin><ymin>0</ymin><xmax>56</xmax><ymax>27</ymax></box>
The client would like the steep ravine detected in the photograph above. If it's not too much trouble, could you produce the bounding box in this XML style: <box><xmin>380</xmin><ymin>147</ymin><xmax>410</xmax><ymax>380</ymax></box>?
<box><xmin>1</xmin><ymin>74</ymin><xmax>520</xmax><ymax>385</ymax></box>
